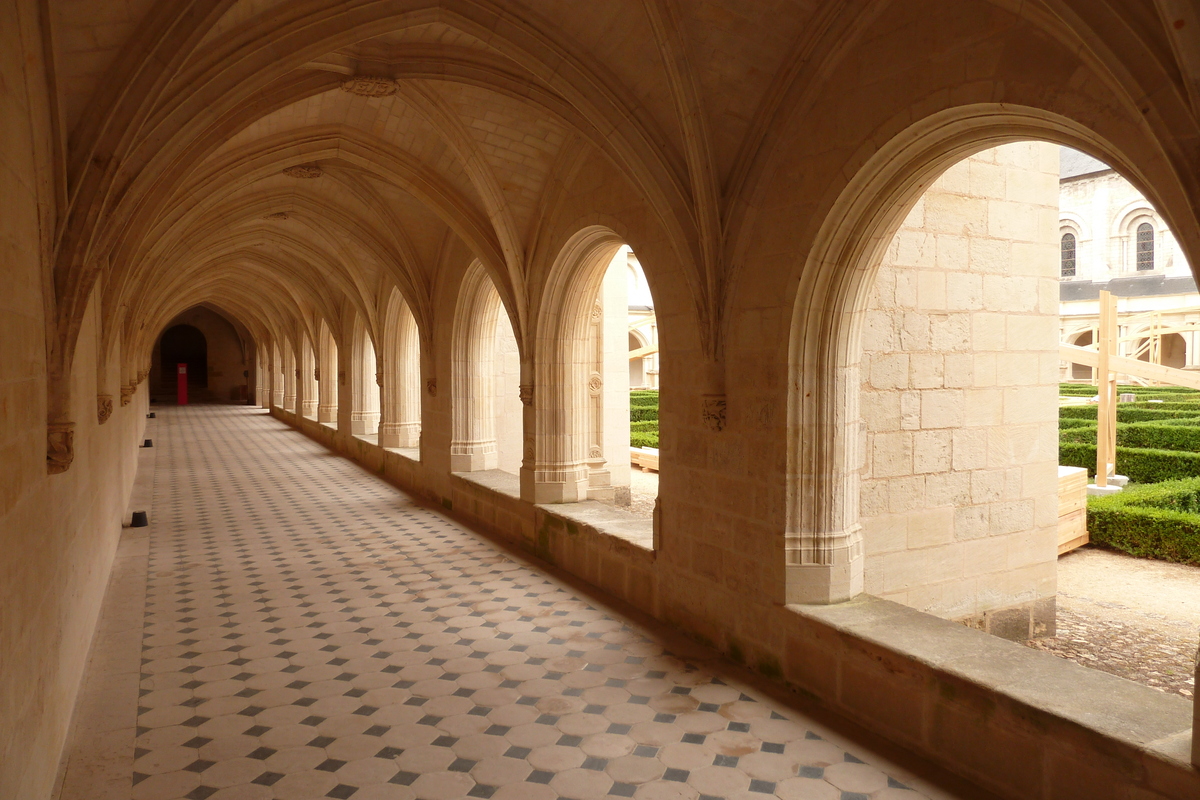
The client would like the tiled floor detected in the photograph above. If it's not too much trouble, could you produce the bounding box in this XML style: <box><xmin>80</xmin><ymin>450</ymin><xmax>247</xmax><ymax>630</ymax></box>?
<box><xmin>62</xmin><ymin>405</ymin><xmax>948</xmax><ymax>800</ymax></box>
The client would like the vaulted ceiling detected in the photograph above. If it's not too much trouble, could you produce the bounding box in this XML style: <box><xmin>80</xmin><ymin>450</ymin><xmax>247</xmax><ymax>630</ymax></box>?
<box><xmin>25</xmin><ymin>0</ymin><xmax>1200</xmax><ymax>412</ymax></box>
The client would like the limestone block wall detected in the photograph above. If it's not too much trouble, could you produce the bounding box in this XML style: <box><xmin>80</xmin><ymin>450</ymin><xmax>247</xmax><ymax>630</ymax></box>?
<box><xmin>858</xmin><ymin>142</ymin><xmax>1062</xmax><ymax>635</ymax></box>
<box><xmin>0</xmin><ymin>28</ymin><xmax>146</xmax><ymax>798</ymax></box>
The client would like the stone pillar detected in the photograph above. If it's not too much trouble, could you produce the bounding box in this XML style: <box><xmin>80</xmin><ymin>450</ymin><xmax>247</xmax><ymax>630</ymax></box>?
<box><xmin>282</xmin><ymin>349</ymin><xmax>297</xmax><ymax>412</ymax></box>
<box><xmin>317</xmin><ymin>348</ymin><xmax>337</xmax><ymax>423</ymax></box>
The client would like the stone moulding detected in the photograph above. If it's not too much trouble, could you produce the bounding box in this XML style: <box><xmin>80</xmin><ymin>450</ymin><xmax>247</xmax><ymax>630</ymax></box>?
<box><xmin>282</xmin><ymin>164</ymin><xmax>323</xmax><ymax>179</ymax></box>
<box><xmin>47</xmin><ymin>422</ymin><xmax>74</xmax><ymax>474</ymax></box>
<box><xmin>701</xmin><ymin>393</ymin><xmax>726</xmax><ymax>431</ymax></box>
<box><xmin>97</xmin><ymin>394</ymin><xmax>113</xmax><ymax>425</ymax></box>
<box><xmin>341</xmin><ymin>75</ymin><xmax>399</xmax><ymax>97</ymax></box>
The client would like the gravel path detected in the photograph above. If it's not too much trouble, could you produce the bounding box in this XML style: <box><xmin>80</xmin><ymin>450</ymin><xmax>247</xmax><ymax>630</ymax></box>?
<box><xmin>1025</xmin><ymin>547</ymin><xmax>1198</xmax><ymax>699</ymax></box>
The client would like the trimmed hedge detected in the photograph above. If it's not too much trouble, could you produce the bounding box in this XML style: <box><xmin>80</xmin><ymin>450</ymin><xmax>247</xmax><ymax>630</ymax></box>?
<box><xmin>630</xmin><ymin>406</ymin><xmax>659</xmax><ymax>422</ymax></box>
<box><xmin>1059</xmin><ymin>405</ymin><xmax>1200</xmax><ymax>422</ymax></box>
<box><xmin>1087</xmin><ymin>479</ymin><xmax>1200</xmax><ymax>564</ymax></box>
<box><xmin>630</xmin><ymin>391</ymin><xmax>659</xmax><ymax>445</ymax></box>
<box><xmin>1060</xmin><ymin>420</ymin><xmax>1200</xmax><ymax>452</ymax></box>
<box><xmin>630</xmin><ymin>431</ymin><xmax>659</xmax><ymax>448</ymax></box>
<box><xmin>1058</xmin><ymin>418</ymin><xmax>1094</xmax><ymax>430</ymax></box>
<box><xmin>1059</xmin><ymin>441</ymin><xmax>1200</xmax><ymax>483</ymax></box>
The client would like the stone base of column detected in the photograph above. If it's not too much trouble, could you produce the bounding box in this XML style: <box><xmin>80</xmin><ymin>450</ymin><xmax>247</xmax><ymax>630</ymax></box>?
<box><xmin>527</xmin><ymin>465</ymin><xmax>591</xmax><ymax>504</ymax></box>
<box><xmin>379</xmin><ymin>422</ymin><xmax>420</xmax><ymax>448</ymax></box>
<box><xmin>302</xmin><ymin>400</ymin><xmax>318</xmax><ymax>418</ymax></box>
<box><xmin>784</xmin><ymin>556</ymin><xmax>864</xmax><ymax>604</ymax></box>
<box><xmin>351</xmin><ymin>412</ymin><xmax>380</xmax><ymax>435</ymax></box>
<box><xmin>318</xmin><ymin>405</ymin><xmax>337</xmax><ymax>423</ymax></box>
<box><xmin>450</xmin><ymin>445</ymin><xmax>496</xmax><ymax>473</ymax></box>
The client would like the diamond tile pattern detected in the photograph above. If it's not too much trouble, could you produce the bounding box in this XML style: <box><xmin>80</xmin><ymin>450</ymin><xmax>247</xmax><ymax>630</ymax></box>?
<box><xmin>125</xmin><ymin>406</ymin><xmax>933</xmax><ymax>799</ymax></box>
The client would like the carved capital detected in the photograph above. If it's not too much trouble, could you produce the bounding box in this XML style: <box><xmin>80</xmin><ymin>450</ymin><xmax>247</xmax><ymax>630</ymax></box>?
<box><xmin>701</xmin><ymin>394</ymin><xmax>726</xmax><ymax>432</ymax></box>
<box><xmin>137</xmin><ymin>369</ymin><xmax>148</xmax><ymax>384</ymax></box>
<box><xmin>97</xmin><ymin>394</ymin><xmax>113</xmax><ymax>425</ymax></box>
<box><xmin>47</xmin><ymin>422</ymin><xmax>74</xmax><ymax>474</ymax></box>
<box><xmin>341</xmin><ymin>75</ymin><xmax>399</xmax><ymax>97</ymax></box>
<box><xmin>314</xmin><ymin>367</ymin><xmax>321</xmax><ymax>382</ymax></box>
<box><xmin>283</xmin><ymin>164</ymin><xmax>323</xmax><ymax>179</ymax></box>
<box><xmin>519</xmin><ymin>383</ymin><xmax>534</xmax><ymax>406</ymax></box>
<box><xmin>376</xmin><ymin>371</ymin><xmax>384</xmax><ymax>388</ymax></box>
<box><xmin>120</xmin><ymin>384</ymin><xmax>135</xmax><ymax>406</ymax></box>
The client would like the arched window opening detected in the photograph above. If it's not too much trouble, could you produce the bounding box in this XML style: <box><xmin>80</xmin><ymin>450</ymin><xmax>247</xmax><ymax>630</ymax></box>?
<box><xmin>378</xmin><ymin>291</ymin><xmax>422</xmax><ymax>456</ymax></box>
<box><xmin>1070</xmin><ymin>330</ymin><xmax>1094</xmax><ymax>380</ymax></box>
<box><xmin>1136</xmin><ymin>222</ymin><xmax>1154</xmax><ymax>270</ymax></box>
<box><xmin>1061</xmin><ymin>232</ymin><xmax>1076</xmax><ymax>277</ymax></box>
<box><xmin>533</xmin><ymin>232</ymin><xmax>658</xmax><ymax>539</ymax></box>
<box><xmin>301</xmin><ymin>337</ymin><xmax>318</xmax><ymax>419</ymax></box>
<box><xmin>451</xmin><ymin>263</ymin><xmax>522</xmax><ymax>476</ymax></box>
<box><xmin>282</xmin><ymin>340</ymin><xmax>297</xmax><ymax>413</ymax></box>
<box><xmin>271</xmin><ymin>341</ymin><xmax>285</xmax><ymax>408</ymax></box>
<box><xmin>317</xmin><ymin>320</ymin><xmax>338</xmax><ymax>425</ymax></box>
<box><xmin>350</xmin><ymin>320</ymin><xmax>380</xmax><ymax>437</ymax></box>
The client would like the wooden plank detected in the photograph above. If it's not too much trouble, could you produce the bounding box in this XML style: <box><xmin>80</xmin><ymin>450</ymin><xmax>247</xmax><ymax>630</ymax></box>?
<box><xmin>1059</xmin><ymin>343</ymin><xmax>1200</xmax><ymax>391</ymax></box>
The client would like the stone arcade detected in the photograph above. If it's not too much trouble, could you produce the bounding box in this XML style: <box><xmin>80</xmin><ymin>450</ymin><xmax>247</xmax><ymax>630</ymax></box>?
<box><xmin>3</xmin><ymin>2</ymin><xmax>1200</xmax><ymax>799</ymax></box>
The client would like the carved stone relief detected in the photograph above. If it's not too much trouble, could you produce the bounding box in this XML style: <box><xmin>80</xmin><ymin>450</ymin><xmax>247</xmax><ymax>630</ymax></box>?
<box><xmin>426</xmin><ymin>379</ymin><xmax>437</xmax><ymax>396</ymax></box>
<box><xmin>341</xmin><ymin>76</ymin><xmax>399</xmax><ymax>97</ymax></box>
<box><xmin>120</xmin><ymin>384</ymin><xmax>135</xmax><ymax>406</ymax></box>
<box><xmin>519</xmin><ymin>384</ymin><xmax>534</xmax><ymax>406</ymax></box>
<box><xmin>282</xmin><ymin>165</ymin><xmax>323</xmax><ymax>179</ymax></box>
<box><xmin>47</xmin><ymin>422</ymin><xmax>74</xmax><ymax>474</ymax></box>
<box><xmin>701</xmin><ymin>394</ymin><xmax>727</xmax><ymax>432</ymax></box>
<box><xmin>97</xmin><ymin>394</ymin><xmax>113</xmax><ymax>425</ymax></box>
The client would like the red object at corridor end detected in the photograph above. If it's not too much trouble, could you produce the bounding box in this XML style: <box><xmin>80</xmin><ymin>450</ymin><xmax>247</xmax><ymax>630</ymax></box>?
<box><xmin>177</xmin><ymin>363</ymin><xmax>188</xmax><ymax>405</ymax></box>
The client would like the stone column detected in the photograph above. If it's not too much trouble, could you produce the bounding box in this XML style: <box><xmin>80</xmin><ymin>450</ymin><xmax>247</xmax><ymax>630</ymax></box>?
<box><xmin>282</xmin><ymin>349</ymin><xmax>297</xmax><ymax>412</ymax></box>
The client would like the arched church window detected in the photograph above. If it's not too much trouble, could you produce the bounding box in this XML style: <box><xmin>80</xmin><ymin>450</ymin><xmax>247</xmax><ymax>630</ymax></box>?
<box><xmin>1136</xmin><ymin>222</ymin><xmax>1154</xmax><ymax>270</ymax></box>
<box><xmin>1060</xmin><ymin>233</ymin><xmax>1076</xmax><ymax>277</ymax></box>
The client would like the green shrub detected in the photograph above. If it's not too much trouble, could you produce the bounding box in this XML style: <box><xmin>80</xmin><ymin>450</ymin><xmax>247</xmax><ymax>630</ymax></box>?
<box><xmin>1058</xmin><ymin>418</ymin><xmax>1095</xmax><ymax>430</ymax></box>
<box><xmin>1059</xmin><ymin>405</ymin><xmax>1200</xmax><ymax>422</ymax></box>
<box><xmin>630</xmin><ymin>420</ymin><xmax>658</xmax><ymax>432</ymax></box>
<box><xmin>1061</xmin><ymin>421</ymin><xmax>1200</xmax><ymax>451</ymax></box>
<box><xmin>630</xmin><ymin>406</ymin><xmax>658</xmax><ymax>422</ymax></box>
<box><xmin>1117</xmin><ymin>422</ymin><xmax>1200</xmax><ymax>452</ymax></box>
<box><xmin>630</xmin><ymin>431</ymin><xmax>659</xmax><ymax>449</ymax></box>
<box><xmin>1087</xmin><ymin>481</ymin><xmax>1200</xmax><ymax>564</ymax></box>
<box><xmin>1059</xmin><ymin>441</ymin><xmax>1200</xmax><ymax>483</ymax></box>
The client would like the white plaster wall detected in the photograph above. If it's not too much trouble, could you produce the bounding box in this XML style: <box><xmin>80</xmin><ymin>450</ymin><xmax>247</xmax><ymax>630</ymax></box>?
<box><xmin>858</xmin><ymin>141</ymin><xmax>1061</xmax><ymax>623</ymax></box>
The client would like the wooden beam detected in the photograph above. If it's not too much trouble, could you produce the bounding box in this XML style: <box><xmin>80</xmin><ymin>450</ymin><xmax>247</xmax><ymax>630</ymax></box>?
<box><xmin>1060</xmin><ymin>343</ymin><xmax>1200</xmax><ymax>391</ymax></box>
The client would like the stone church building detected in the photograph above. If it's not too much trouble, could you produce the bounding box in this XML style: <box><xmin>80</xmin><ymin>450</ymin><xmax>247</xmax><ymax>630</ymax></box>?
<box><xmin>3</xmin><ymin>2</ymin><xmax>1200</xmax><ymax>799</ymax></box>
<box><xmin>1058</xmin><ymin>147</ymin><xmax>1200</xmax><ymax>377</ymax></box>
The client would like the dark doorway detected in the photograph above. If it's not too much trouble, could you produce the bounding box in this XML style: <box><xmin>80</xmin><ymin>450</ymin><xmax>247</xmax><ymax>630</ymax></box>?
<box><xmin>160</xmin><ymin>324</ymin><xmax>208</xmax><ymax>398</ymax></box>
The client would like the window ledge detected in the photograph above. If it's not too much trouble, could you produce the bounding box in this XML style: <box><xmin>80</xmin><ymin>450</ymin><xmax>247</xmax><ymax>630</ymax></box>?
<box><xmin>786</xmin><ymin>595</ymin><xmax>1195</xmax><ymax>781</ymax></box>
<box><xmin>537</xmin><ymin>500</ymin><xmax>654</xmax><ymax>553</ymax></box>
<box><xmin>452</xmin><ymin>469</ymin><xmax>521</xmax><ymax>500</ymax></box>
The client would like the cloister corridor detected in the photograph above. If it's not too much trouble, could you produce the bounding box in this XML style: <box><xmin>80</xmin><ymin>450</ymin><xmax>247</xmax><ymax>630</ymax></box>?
<box><xmin>55</xmin><ymin>406</ymin><xmax>951</xmax><ymax>800</ymax></box>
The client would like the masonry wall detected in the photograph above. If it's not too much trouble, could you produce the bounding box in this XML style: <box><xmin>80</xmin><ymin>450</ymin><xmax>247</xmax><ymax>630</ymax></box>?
<box><xmin>858</xmin><ymin>142</ymin><xmax>1062</xmax><ymax>636</ymax></box>
<box><xmin>0</xmin><ymin>5</ymin><xmax>146</xmax><ymax>794</ymax></box>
